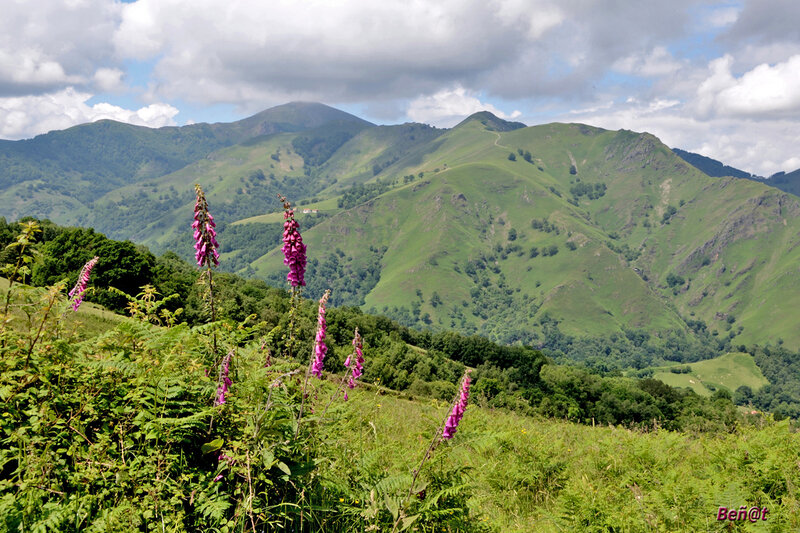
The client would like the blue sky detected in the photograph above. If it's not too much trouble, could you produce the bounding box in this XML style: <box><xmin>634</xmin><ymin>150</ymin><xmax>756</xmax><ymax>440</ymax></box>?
<box><xmin>1</xmin><ymin>0</ymin><xmax>799</xmax><ymax>175</ymax></box>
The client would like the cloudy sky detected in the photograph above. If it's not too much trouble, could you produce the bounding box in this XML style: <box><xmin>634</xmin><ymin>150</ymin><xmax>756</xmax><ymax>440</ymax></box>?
<box><xmin>1</xmin><ymin>0</ymin><xmax>799</xmax><ymax>176</ymax></box>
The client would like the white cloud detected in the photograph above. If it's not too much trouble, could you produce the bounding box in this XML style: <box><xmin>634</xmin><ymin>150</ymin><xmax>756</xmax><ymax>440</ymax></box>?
<box><xmin>707</xmin><ymin>6</ymin><xmax>740</xmax><ymax>28</ymax></box>
<box><xmin>407</xmin><ymin>86</ymin><xmax>521</xmax><ymax>127</ymax></box>
<box><xmin>493</xmin><ymin>0</ymin><xmax>564</xmax><ymax>39</ymax></box>
<box><xmin>0</xmin><ymin>0</ymin><xmax>121</xmax><ymax>96</ymax></box>
<box><xmin>0</xmin><ymin>48</ymin><xmax>83</xmax><ymax>87</ymax></box>
<box><xmin>109</xmin><ymin>0</ymin><xmax>703</xmax><ymax>110</ymax></box>
<box><xmin>0</xmin><ymin>88</ymin><xmax>179</xmax><ymax>139</ymax></box>
<box><xmin>93</xmin><ymin>68</ymin><xmax>125</xmax><ymax>92</ymax></box>
<box><xmin>696</xmin><ymin>54</ymin><xmax>800</xmax><ymax>117</ymax></box>
<box><xmin>613</xmin><ymin>47</ymin><xmax>683</xmax><ymax>77</ymax></box>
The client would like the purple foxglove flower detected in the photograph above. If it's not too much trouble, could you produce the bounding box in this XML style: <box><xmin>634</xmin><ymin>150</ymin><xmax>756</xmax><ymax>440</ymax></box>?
<box><xmin>343</xmin><ymin>328</ymin><xmax>364</xmax><ymax>397</ymax></box>
<box><xmin>442</xmin><ymin>371</ymin><xmax>471</xmax><ymax>440</ymax></box>
<box><xmin>214</xmin><ymin>451</ymin><xmax>234</xmax><ymax>482</ymax></box>
<box><xmin>214</xmin><ymin>350</ymin><xmax>234</xmax><ymax>406</ymax></box>
<box><xmin>68</xmin><ymin>256</ymin><xmax>99</xmax><ymax>311</ymax></box>
<box><xmin>278</xmin><ymin>195</ymin><xmax>307</xmax><ymax>288</ymax></box>
<box><xmin>310</xmin><ymin>291</ymin><xmax>330</xmax><ymax>378</ymax></box>
<box><xmin>193</xmin><ymin>185</ymin><xmax>220</xmax><ymax>268</ymax></box>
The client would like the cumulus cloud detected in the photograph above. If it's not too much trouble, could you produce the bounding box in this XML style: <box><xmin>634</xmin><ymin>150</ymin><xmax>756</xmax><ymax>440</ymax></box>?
<box><xmin>706</xmin><ymin>6</ymin><xmax>740</xmax><ymax>28</ymax></box>
<box><xmin>0</xmin><ymin>48</ymin><xmax>83</xmax><ymax>88</ymax></box>
<box><xmin>407</xmin><ymin>86</ymin><xmax>521</xmax><ymax>127</ymax></box>
<box><xmin>110</xmin><ymin>0</ymin><xmax>702</xmax><ymax>110</ymax></box>
<box><xmin>0</xmin><ymin>88</ymin><xmax>179</xmax><ymax>139</ymax></box>
<box><xmin>0</xmin><ymin>0</ymin><xmax>121</xmax><ymax>96</ymax></box>
<box><xmin>721</xmin><ymin>0</ymin><xmax>800</xmax><ymax>47</ymax></box>
<box><xmin>613</xmin><ymin>47</ymin><xmax>683</xmax><ymax>77</ymax></box>
<box><xmin>696</xmin><ymin>54</ymin><xmax>800</xmax><ymax>118</ymax></box>
<box><xmin>93</xmin><ymin>68</ymin><xmax>125</xmax><ymax>92</ymax></box>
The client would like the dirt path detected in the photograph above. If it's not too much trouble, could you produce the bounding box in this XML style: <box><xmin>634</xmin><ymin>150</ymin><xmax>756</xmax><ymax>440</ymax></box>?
<box><xmin>488</xmin><ymin>130</ymin><xmax>512</xmax><ymax>150</ymax></box>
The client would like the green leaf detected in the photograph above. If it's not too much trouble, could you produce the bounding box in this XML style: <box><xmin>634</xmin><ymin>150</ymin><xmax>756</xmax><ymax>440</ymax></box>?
<box><xmin>201</xmin><ymin>438</ymin><xmax>224</xmax><ymax>454</ymax></box>
<box><xmin>385</xmin><ymin>495</ymin><xmax>399</xmax><ymax>520</ymax></box>
<box><xmin>276</xmin><ymin>461</ymin><xmax>291</xmax><ymax>476</ymax></box>
<box><xmin>400</xmin><ymin>514</ymin><xmax>419</xmax><ymax>531</ymax></box>
<box><xmin>261</xmin><ymin>449</ymin><xmax>275</xmax><ymax>467</ymax></box>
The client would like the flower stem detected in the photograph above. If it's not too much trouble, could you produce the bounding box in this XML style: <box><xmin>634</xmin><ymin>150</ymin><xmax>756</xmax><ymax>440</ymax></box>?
<box><xmin>392</xmin><ymin>371</ymin><xmax>471</xmax><ymax>532</ymax></box>
<box><xmin>25</xmin><ymin>284</ymin><xmax>62</xmax><ymax>368</ymax></box>
<box><xmin>207</xmin><ymin>267</ymin><xmax>217</xmax><ymax>355</ymax></box>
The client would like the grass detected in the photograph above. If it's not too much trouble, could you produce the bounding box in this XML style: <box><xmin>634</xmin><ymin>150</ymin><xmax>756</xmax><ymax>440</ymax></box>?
<box><xmin>231</xmin><ymin>197</ymin><xmax>340</xmax><ymax>225</ymax></box>
<box><xmin>651</xmin><ymin>351</ymin><xmax>769</xmax><ymax>396</ymax></box>
<box><xmin>1</xmin><ymin>276</ymin><xmax>125</xmax><ymax>341</ymax></box>
<box><xmin>690</xmin><ymin>352</ymin><xmax>769</xmax><ymax>392</ymax></box>
<box><xmin>320</xmin><ymin>378</ymin><xmax>800</xmax><ymax>532</ymax></box>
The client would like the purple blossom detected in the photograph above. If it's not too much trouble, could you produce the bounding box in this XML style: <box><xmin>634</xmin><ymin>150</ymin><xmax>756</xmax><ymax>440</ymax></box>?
<box><xmin>214</xmin><ymin>350</ymin><xmax>234</xmax><ymax>406</ymax></box>
<box><xmin>442</xmin><ymin>371</ymin><xmax>471</xmax><ymax>440</ymax></box>
<box><xmin>344</xmin><ymin>328</ymin><xmax>364</xmax><ymax>393</ymax></box>
<box><xmin>310</xmin><ymin>291</ymin><xmax>330</xmax><ymax>378</ymax></box>
<box><xmin>68</xmin><ymin>256</ymin><xmax>99</xmax><ymax>311</ymax></box>
<box><xmin>213</xmin><ymin>451</ymin><xmax>234</xmax><ymax>482</ymax></box>
<box><xmin>193</xmin><ymin>185</ymin><xmax>219</xmax><ymax>268</ymax></box>
<box><xmin>279</xmin><ymin>195</ymin><xmax>306</xmax><ymax>288</ymax></box>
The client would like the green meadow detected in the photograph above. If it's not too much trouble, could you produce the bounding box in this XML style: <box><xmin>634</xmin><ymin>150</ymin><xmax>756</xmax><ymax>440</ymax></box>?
<box><xmin>651</xmin><ymin>352</ymin><xmax>770</xmax><ymax>397</ymax></box>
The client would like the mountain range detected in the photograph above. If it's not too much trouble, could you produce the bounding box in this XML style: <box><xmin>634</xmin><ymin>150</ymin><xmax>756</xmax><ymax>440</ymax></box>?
<box><xmin>1</xmin><ymin>102</ymin><xmax>798</xmax><ymax>351</ymax></box>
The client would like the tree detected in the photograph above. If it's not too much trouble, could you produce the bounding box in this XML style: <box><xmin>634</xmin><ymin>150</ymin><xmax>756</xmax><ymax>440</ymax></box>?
<box><xmin>430</xmin><ymin>291</ymin><xmax>441</xmax><ymax>308</ymax></box>
<box><xmin>508</xmin><ymin>152</ymin><xmax>516</xmax><ymax>161</ymax></box>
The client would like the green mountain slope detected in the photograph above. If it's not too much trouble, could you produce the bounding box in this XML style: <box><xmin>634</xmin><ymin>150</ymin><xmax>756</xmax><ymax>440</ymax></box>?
<box><xmin>0</xmin><ymin>102</ymin><xmax>371</xmax><ymax>226</ymax></box>
<box><xmin>241</xmin><ymin>117</ymin><xmax>800</xmax><ymax>350</ymax></box>
<box><xmin>2</xmin><ymin>104</ymin><xmax>798</xmax><ymax>355</ymax></box>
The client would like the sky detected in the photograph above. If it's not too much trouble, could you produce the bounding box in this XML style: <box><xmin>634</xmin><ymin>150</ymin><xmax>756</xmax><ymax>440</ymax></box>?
<box><xmin>1</xmin><ymin>0</ymin><xmax>799</xmax><ymax>176</ymax></box>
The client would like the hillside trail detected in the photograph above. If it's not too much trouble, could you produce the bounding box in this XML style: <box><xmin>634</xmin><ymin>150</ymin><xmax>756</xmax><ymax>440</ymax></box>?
<box><xmin>488</xmin><ymin>130</ymin><xmax>512</xmax><ymax>150</ymax></box>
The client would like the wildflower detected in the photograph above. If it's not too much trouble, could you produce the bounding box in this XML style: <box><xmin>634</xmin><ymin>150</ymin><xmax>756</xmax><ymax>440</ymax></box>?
<box><xmin>310</xmin><ymin>290</ymin><xmax>330</xmax><ymax>378</ymax></box>
<box><xmin>68</xmin><ymin>256</ymin><xmax>99</xmax><ymax>311</ymax></box>
<box><xmin>279</xmin><ymin>195</ymin><xmax>306</xmax><ymax>287</ymax></box>
<box><xmin>214</xmin><ymin>451</ymin><xmax>234</xmax><ymax>482</ymax></box>
<box><xmin>215</xmin><ymin>350</ymin><xmax>234</xmax><ymax>406</ymax></box>
<box><xmin>344</xmin><ymin>328</ymin><xmax>364</xmax><ymax>393</ymax></box>
<box><xmin>193</xmin><ymin>185</ymin><xmax>219</xmax><ymax>268</ymax></box>
<box><xmin>442</xmin><ymin>371</ymin><xmax>471</xmax><ymax>440</ymax></box>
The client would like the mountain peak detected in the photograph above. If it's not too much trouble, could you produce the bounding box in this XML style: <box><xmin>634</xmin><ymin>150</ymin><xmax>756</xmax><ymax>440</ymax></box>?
<box><xmin>454</xmin><ymin>111</ymin><xmax>526</xmax><ymax>132</ymax></box>
<box><xmin>233</xmin><ymin>102</ymin><xmax>374</xmax><ymax>137</ymax></box>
